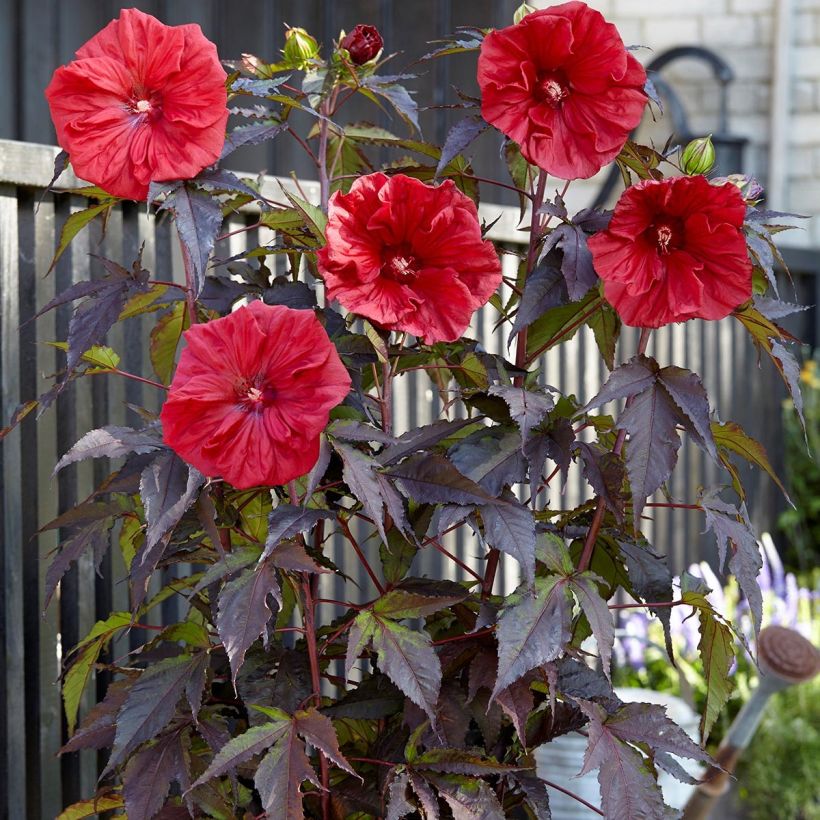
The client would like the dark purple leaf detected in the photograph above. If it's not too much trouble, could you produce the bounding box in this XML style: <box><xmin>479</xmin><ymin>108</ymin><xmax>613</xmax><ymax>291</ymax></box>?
<box><xmin>378</xmin><ymin>417</ymin><xmax>478</xmax><ymax>466</ymax></box>
<box><xmin>216</xmin><ymin>560</ymin><xmax>282</xmax><ymax>684</ymax></box>
<box><xmin>578</xmin><ymin>442</ymin><xmax>626</xmax><ymax>523</ymax></box>
<box><xmin>508</xmin><ymin>261</ymin><xmax>568</xmax><ymax>345</ymax></box>
<box><xmin>65</xmin><ymin>285</ymin><xmax>129</xmax><ymax>376</ymax></box>
<box><xmin>493</xmin><ymin>577</ymin><xmax>571</xmax><ymax>699</ymax></box>
<box><xmin>262</xmin><ymin>504</ymin><xmax>333</xmax><ymax>561</ymax></box>
<box><xmin>328</xmin><ymin>419</ymin><xmax>397</xmax><ymax>445</ymax></box>
<box><xmin>754</xmin><ymin>295</ymin><xmax>809</xmax><ymax>321</ymax></box>
<box><xmin>541</xmin><ymin>223</ymin><xmax>599</xmax><ymax>301</ymax></box>
<box><xmin>448</xmin><ymin>427</ymin><xmax>527</xmax><ymax>497</ymax></box>
<box><xmin>436</xmin><ymin>114</ymin><xmax>488</xmax><ymax>175</ymax></box>
<box><xmin>336</xmin><ymin>442</ymin><xmax>409</xmax><ymax>544</ymax></box>
<box><xmin>494</xmin><ymin>673</ymin><xmax>536</xmax><ymax>743</ymax></box>
<box><xmin>293</xmin><ymin>708</ymin><xmax>357</xmax><ymax>777</ymax></box>
<box><xmin>415</xmin><ymin>749</ymin><xmax>519</xmax><ymax>776</ymax></box>
<box><xmin>568</xmin><ymin>574</ymin><xmax>614</xmax><ymax>682</ymax></box>
<box><xmin>140</xmin><ymin>450</ymin><xmax>205</xmax><ymax>552</ymax></box>
<box><xmin>346</xmin><ymin>611</ymin><xmax>441</xmax><ymax>722</ymax></box>
<box><xmin>158</xmin><ymin>184</ymin><xmax>224</xmax><ymax>297</ymax></box>
<box><xmin>408</xmin><ymin>771</ymin><xmax>440</xmax><ymax>817</ymax></box>
<box><xmin>524</xmin><ymin>416</ymin><xmax>575</xmax><ymax>498</ymax></box>
<box><xmin>60</xmin><ymin>677</ymin><xmax>131</xmax><ymax>754</ymax></box>
<box><xmin>254</xmin><ymin>728</ymin><xmax>318</xmax><ymax>820</ymax></box>
<box><xmin>581</xmin><ymin>356</ymin><xmax>657</xmax><ymax>412</ymax></box>
<box><xmin>195</xmin><ymin>168</ymin><xmax>260</xmax><ymax>200</ymax></box>
<box><xmin>268</xmin><ymin>539</ymin><xmax>328</xmax><ymax>574</ymax></box>
<box><xmin>45</xmin><ymin>517</ymin><xmax>114</xmax><ymax>609</ymax></box>
<box><xmin>427</xmin><ymin>774</ymin><xmax>505</xmax><ymax>819</ymax></box>
<box><xmin>515</xmin><ymin>772</ymin><xmax>552</xmax><ymax>819</ymax></box>
<box><xmin>701</xmin><ymin>493</ymin><xmax>763</xmax><ymax>631</ymax></box>
<box><xmin>386</xmin><ymin>771</ymin><xmax>415</xmax><ymax>820</ymax></box>
<box><xmin>657</xmin><ymin>366</ymin><xmax>717</xmax><ymax>461</ymax></box>
<box><xmin>387</xmin><ymin>453</ymin><xmax>494</xmax><ymax>506</ymax></box>
<box><xmin>489</xmin><ymin>385</ymin><xmax>554</xmax><ymax>443</ymax></box>
<box><xmin>361</xmin><ymin>77</ymin><xmax>420</xmax><ymax>131</ymax></box>
<box><xmin>122</xmin><ymin>732</ymin><xmax>179</xmax><ymax>820</ymax></box>
<box><xmin>617</xmin><ymin>538</ymin><xmax>674</xmax><ymax>655</ymax></box>
<box><xmin>481</xmin><ymin>493</ymin><xmax>537</xmax><ymax>585</ymax></box>
<box><xmin>771</xmin><ymin>340</ymin><xmax>805</xmax><ymax>429</ymax></box>
<box><xmin>107</xmin><ymin>654</ymin><xmax>205</xmax><ymax>773</ymax></box>
<box><xmin>220</xmin><ymin>122</ymin><xmax>287</xmax><ymax>159</ymax></box>
<box><xmin>304</xmin><ymin>434</ymin><xmax>331</xmax><ymax>500</ymax></box>
<box><xmin>373</xmin><ymin>578</ymin><xmax>469</xmax><ymax>619</ymax></box>
<box><xmin>55</xmin><ymin>425</ymin><xmax>162</xmax><ymax>472</ymax></box>
<box><xmin>555</xmin><ymin>657</ymin><xmax>620</xmax><ymax>712</ymax></box>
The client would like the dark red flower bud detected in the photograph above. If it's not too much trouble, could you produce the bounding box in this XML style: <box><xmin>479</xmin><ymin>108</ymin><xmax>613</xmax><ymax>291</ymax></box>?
<box><xmin>340</xmin><ymin>24</ymin><xmax>383</xmax><ymax>65</ymax></box>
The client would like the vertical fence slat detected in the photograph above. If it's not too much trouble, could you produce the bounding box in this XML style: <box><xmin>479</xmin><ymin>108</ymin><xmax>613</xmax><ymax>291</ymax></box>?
<box><xmin>1</xmin><ymin>184</ymin><xmax>26</xmax><ymax>819</ymax></box>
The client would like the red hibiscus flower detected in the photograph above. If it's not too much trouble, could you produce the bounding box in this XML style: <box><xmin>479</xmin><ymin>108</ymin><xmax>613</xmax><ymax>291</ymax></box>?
<box><xmin>588</xmin><ymin>176</ymin><xmax>752</xmax><ymax>328</ymax></box>
<box><xmin>160</xmin><ymin>302</ymin><xmax>350</xmax><ymax>490</ymax></box>
<box><xmin>317</xmin><ymin>173</ymin><xmax>502</xmax><ymax>343</ymax></box>
<box><xmin>477</xmin><ymin>1</ymin><xmax>647</xmax><ymax>180</ymax></box>
<box><xmin>45</xmin><ymin>8</ymin><xmax>228</xmax><ymax>201</ymax></box>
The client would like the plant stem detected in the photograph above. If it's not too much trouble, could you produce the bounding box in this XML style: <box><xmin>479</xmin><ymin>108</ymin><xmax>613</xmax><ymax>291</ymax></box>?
<box><xmin>380</xmin><ymin>358</ymin><xmax>392</xmax><ymax>435</ymax></box>
<box><xmin>301</xmin><ymin>571</ymin><xmax>329</xmax><ymax>818</ymax></box>
<box><xmin>541</xmin><ymin>778</ymin><xmax>605</xmax><ymax>816</ymax></box>
<box><xmin>577</xmin><ymin>327</ymin><xmax>653</xmax><ymax>572</ymax></box>
<box><xmin>86</xmin><ymin>368</ymin><xmax>168</xmax><ymax>391</ymax></box>
<box><xmin>608</xmin><ymin>600</ymin><xmax>685</xmax><ymax>610</ymax></box>
<box><xmin>178</xmin><ymin>232</ymin><xmax>198</xmax><ymax>326</ymax></box>
<box><xmin>484</xmin><ymin>169</ymin><xmax>548</xmax><ymax>597</ymax></box>
<box><xmin>338</xmin><ymin>516</ymin><xmax>385</xmax><ymax>594</ymax></box>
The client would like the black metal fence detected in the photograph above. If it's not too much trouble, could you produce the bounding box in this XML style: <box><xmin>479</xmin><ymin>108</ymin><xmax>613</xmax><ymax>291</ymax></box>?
<box><xmin>0</xmin><ymin>134</ymin><xmax>816</xmax><ymax>818</ymax></box>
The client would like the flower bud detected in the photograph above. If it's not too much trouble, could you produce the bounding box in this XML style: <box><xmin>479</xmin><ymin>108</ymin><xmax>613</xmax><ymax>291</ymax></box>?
<box><xmin>340</xmin><ymin>24</ymin><xmax>383</xmax><ymax>65</ymax></box>
<box><xmin>680</xmin><ymin>135</ymin><xmax>716</xmax><ymax>176</ymax></box>
<box><xmin>513</xmin><ymin>3</ymin><xmax>537</xmax><ymax>24</ymax></box>
<box><xmin>283</xmin><ymin>26</ymin><xmax>319</xmax><ymax>68</ymax></box>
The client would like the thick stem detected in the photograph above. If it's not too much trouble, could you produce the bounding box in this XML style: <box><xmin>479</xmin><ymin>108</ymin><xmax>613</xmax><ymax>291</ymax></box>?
<box><xmin>578</xmin><ymin>328</ymin><xmax>652</xmax><ymax>572</ymax></box>
<box><xmin>301</xmin><ymin>572</ymin><xmax>330</xmax><ymax>818</ymax></box>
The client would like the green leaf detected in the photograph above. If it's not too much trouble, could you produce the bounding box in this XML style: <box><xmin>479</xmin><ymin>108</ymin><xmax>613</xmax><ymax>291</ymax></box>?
<box><xmin>681</xmin><ymin>580</ymin><xmax>736</xmax><ymax>742</ymax></box>
<box><xmin>373</xmin><ymin>578</ymin><xmax>468</xmax><ymax>619</ymax></box>
<box><xmin>282</xmin><ymin>188</ymin><xmax>327</xmax><ymax>240</ymax></box>
<box><xmin>150</xmin><ymin>302</ymin><xmax>188</xmax><ymax>385</ymax></box>
<box><xmin>414</xmin><ymin>749</ymin><xmax>520</xmax><ymax>776</ymax></box>
<box><xmin>56</xmin><ymin>792</ymin><xmax>124</xmax><ymax>820</ymax></box>
<box><xmin>712</xmin><ymin>420</ymin><xmax>790</xmax><ymax>502</ymax></box>
<box><xmin>568</xmin><ymin>573</ymin><xmax>615</xmax><ymax>682</ymax></box>
<box><xmin>50</xmin><ymin>200</ymin><xmax>116</xmax><ymax>272</ymax></box>
<box><xmin>81</xmin><ymin>345</ymin><xmax>120</xmax><ymax>371</ymax></box>
<box><xmin>587</xmin><ymin>301</ymin><xmax>621</xmax><ymax>370</ymax></box>
<box><xmin>525</xmin><ymin>290</ymin><xmax>601</xmax><ymax>360</ymax></box>
<box><xmin>63</xmin><ymin>612</ymin><xmax>132</xmax><ymax>734</ymax></box>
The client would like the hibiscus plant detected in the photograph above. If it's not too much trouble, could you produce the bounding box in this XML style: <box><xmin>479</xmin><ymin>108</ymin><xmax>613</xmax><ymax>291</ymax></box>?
<box><xmin>17</xmin><ymin>2</ymin><xmax>808</xmax><ymax>818</ymax></box>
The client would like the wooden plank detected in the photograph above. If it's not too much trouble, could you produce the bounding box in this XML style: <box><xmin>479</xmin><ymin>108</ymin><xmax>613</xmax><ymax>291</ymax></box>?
<box><xmin>1</xmin><ymin>184</ymin><xmax>27</xmax><ymax>817</ymax></box>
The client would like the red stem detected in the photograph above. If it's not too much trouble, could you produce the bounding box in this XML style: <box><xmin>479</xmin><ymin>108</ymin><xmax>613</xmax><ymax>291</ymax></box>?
<box><xmin>609</xmin><ymin>600</ymin><xmax>685</xmax><ymax>610</ymax></box>
<box><xmin>338</xmin><ymin>516</ymin><xmax>385</xmax><ymax>595</ymax></box>
<box><xmin>541</xmin><ymin>778</ymin><xmax>605</xmax><ymax>816</ymax></box>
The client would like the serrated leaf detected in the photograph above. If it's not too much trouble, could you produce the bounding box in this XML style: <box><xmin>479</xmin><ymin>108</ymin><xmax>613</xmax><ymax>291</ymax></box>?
<box><xmin>56</xmin><ymin>792</ymin><xmax>124</xmax><ymax>820</ymax></box>
<box><xmin>150</xmin><ymin>302</ymin><xmax>188</xmax><ymax>384</ymax></box>
<box><xmin>268</xmin><ymin>538</ymin><xmax>329</xmax><ymax>574</ymax></box>
<box><xmin>449</xmin><ymin>427</ymin><xmax>527</xmax><ymax>497</ymax></box>
<box><xmin>221</xmin><ymin>122</ymin><xmax>287</xmax><ymax>159</ymax></box>
<box><xmin>488</xmin><ymin>385</ymin><xmax>554</xmax><ymax>443</ymax></box>
<box><xmin>63</xmin><ymin>612</ymin><xmax>132</xmax><ymax>734</ymax></box>
<box><xmin>427</xmin><ymin>773</ymin><xmax>506</xmax><ymax>820</ymax></box>
<box><xmin>348</xmin><ymin>610</ymin><xmax>441</xmax><ymax>722</ymax></box>
<box><xmin>515</xmin><ymin>772</ymin><xmax>552</xmax><ymax>819</ymax></box>
<box><xmin>541</xmin><ymin>222</ymin><xmax>598</xmax><ymax>302</ymax></box>
<box><xmin>190</xmin><ymin>715</ymin><xmax>291</xmax><ymax>788</ymax></box>
<box><xmin>587</xmin><ymin>302</ymin><xmax>620</xmax><ymax>371</ymax></box>
<box><xmin>45</xmin><ymin>517</ymin><xmax>114</xmax><ymax>609</ymax></box>
<box><xmin>55</xmin><ymin>425</ymin><xmax>162</xmax><ymax>472</ymax></box>
<box><xmin>525</xmin><ymin>289</ymin><xmax>601</xmax><ymax>360</ymax></box>
<box><xmin>578</xmin><ymin>442</ymin><xmax>626</xmax><ymax>523</ymax></box>
<box><xmin>378</xmin><ymin>417</ymin><xmax>480</xmax><ymax>466</ymax></box>
<box><xmin>680</xmin><ymin>583</ymin><xmax>735</xmax><ymax>741</ymax></box>
<box><xmin>523</xmin><ymin>416</ymin><xmax>575</xmax><ymax>498</ymax></box>
<box><xmin>493</xmin><ymin>576</ymin><xmax>570</xmax><ymax>699</ymax></box>
<box><xmin>81</xmin><ymin>344</ymin><xmax>120</xmax><ymax>370</ymax></box>
<box><xmin>107</xmin><ymin>654</ymin><xmax>205</xmax><ymax>773</ymax></box>
<box><xmin>373</xmin><ymin>578</ymin><xmax>468</xmax><ymax>619</ymax></box>
<box><xmin>617</xmin><ymin>538</ymin><xmax>674</xmax><ymax>656</ymax></box>
<box><xmin>50</xmin><ymin>200</ymin><xmax>116</xmax><ymax>271</ymax></box>
<box><xmin>217</xmin><ymin>560</ymin><xmax>282</xmax><ymax>684</ymax></box>
<box><xmin>481</xmin><ymin>494</ymin><xmax>537</xmax><ymax>585</ymax></box>
<box><xmin>158</xmin><ymin>184</ymin><xmax>223</xmax><ymax>297</ymax></box>
<box><xmin>262</xmin><ymin>505</ymin><xmax>333</xmax><ymax>561</ymax></box>
<box><xmin>282</xmin><ymin>187</ymin><xmax>327</xmax><ymax>240</ymax></box>
<box><xmin>386</xmin><ymin>770</ymin><xmax>416</xmax><ymax>820</ymax></box>
<box><xmin>568</xmin><ymin>573</ymin><xmax>614</xmax><ymax>681</ymax></box>
<box><xmin>293</xmin><ymin>708</ymin><xmax>357</xmax><ymax>777</ymax></box>
<box><xmin>360</xmin><ymin>77</ymin><xmax>420</xmax><ymax>132</ymax></box>
<box><xmin>415</xmin><ymin>749</ymin><xmax>520</xmax><ymax>776</ymax></box>
<box><xmin>254</xmin><ymin>728</ymin><xmax>317</xmax><ymax>820</ymax></box>
<box><xmin>712</xmin><ymin>420</ymin><xmax>789</xmax><ymax>501</ymax></box>
<box><xmin>701</xmin><ymin>494</ymin><xmax>763</xmax><ymax>632</ymax></box>
<box><xmin>336</xmin><ymin>442</ymin><xmax>409</xmax><ymax>545</ymax></box>
<box><xmin>123</xmin><ymin>731</ymin><xmax>179</xmax><ymax>820</ymax></box>
<box><xmin>508</xmin><ymin>261</ymin><xmax>568</xmax><ymax>345</ymax></box>
<box><xmin>387</xmin><ymin>453</ymin><xmax>493</xmax><ymax>506</ymax></box>
<box><xmin>60</xmin><ymin>678</ymin><xmax>130</xmax><ymax>754</ymax></box>
<box><xmin>436</xmin><ymin>114</ymin><xmax>488</xmax><ymax>176</ymax></box>
<box><xmin>771</xmin><ymin>340</ymin><xmax>805</xmax><ymax>430</ymax></box>
<box><xmin>657</xmin><ymin>366</ymin><xmax>717</xmax><ymax>461</ymax></box>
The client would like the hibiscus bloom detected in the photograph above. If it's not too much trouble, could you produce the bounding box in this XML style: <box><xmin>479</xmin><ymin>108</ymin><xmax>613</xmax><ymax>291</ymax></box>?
<box><xmin>588</xmin><ymin>176</ymin><xmax>752</xmax><ymax>328</ymax></box>
<box><xmin>477</xmin><ymin>1</ymin><xmax>647</xmax><ymax>180</ymax></box>
<box><xmin>46</xmin><ymin>8</ymin><xmax>228</xmax><ymax>201</ymax></box>
<box><xmin>160</xmin><ymin>302</ymin><xmax>350</xmax><ymax>489</ymax></box>
<box><xmin>317</xmin><ymin>173</ymin><xmax>502</xmax><ymax>343</ymax></box>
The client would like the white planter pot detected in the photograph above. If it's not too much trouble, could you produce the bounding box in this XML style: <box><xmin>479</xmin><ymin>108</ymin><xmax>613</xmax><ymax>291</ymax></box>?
<box><xmin>534</xmin><ymin>688</ymin><xmax>702</xmax><ymax>818</ymax></box>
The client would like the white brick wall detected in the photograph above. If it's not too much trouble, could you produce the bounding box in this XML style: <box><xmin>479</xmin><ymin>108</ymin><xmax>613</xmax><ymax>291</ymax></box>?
<box><xmin>532</xmin><ymin>0</ymin><xmax>820</xmax><ymax>246</ymax></box>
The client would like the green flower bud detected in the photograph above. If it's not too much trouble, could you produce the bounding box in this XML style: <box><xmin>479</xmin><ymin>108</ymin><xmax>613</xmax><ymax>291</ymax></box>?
<box><xmin>283</xmin><ymin>26</ymin><xmax>319</xmax><ymax>68</ymax></box>
<box><xmin>513</xmin><ymin>2</ymin><xmax>537</xmax><ymax>24</ymax></box>
<box><xmin>680</xmin><ymin>135</ymin><xmax>716</xmax><ymax>176</ymax></box>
